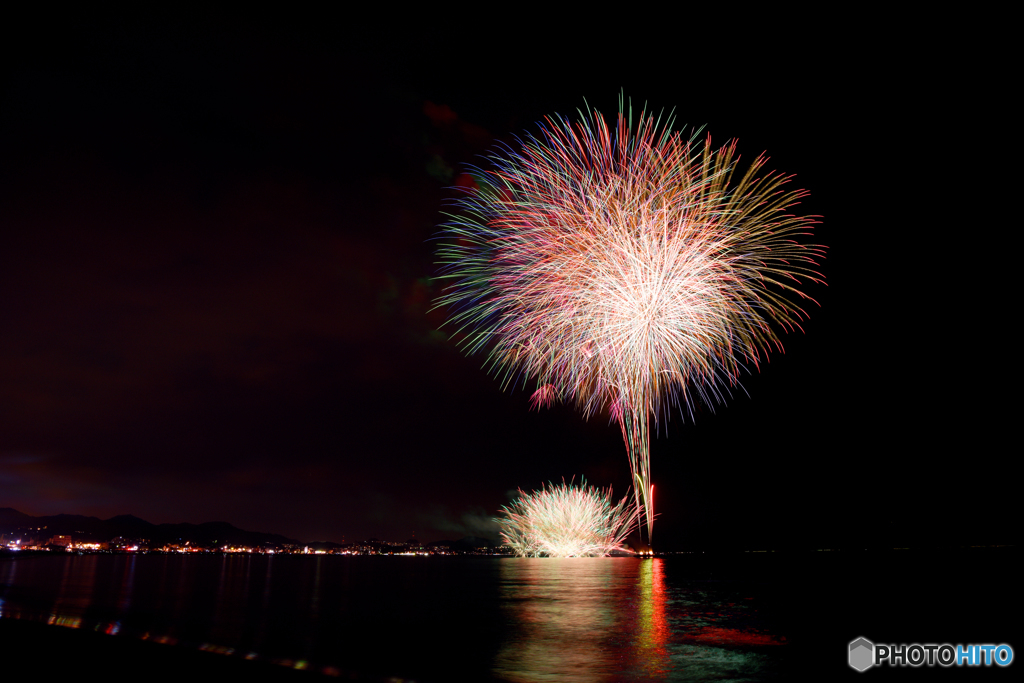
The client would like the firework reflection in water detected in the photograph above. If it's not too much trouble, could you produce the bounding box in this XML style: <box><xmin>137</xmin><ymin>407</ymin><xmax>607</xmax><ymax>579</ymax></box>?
<box><xmin>497</xmin><ymin>480</ymin><xmax>640</xmax><ymax>557</ymax></box>
<box><xmin>436</xmin><ymin>95</ymin><xmax>824</xmax><ymax>542</ymax></box>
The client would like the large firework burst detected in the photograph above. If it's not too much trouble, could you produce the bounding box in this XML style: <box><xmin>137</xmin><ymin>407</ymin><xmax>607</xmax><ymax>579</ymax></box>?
<box><xmin>435</xmin><ymin>97</ymin><xmax>824</xmax><ymax>543</ymax></box>
<box><xmin>497</xmin><ymin>480</ymin><xmax>640</xmax><ymax>558</ymax></box>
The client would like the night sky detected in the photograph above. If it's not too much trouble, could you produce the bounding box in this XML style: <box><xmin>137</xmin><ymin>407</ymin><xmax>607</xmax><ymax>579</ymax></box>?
<box><xmin>1</xmin><ymin>12</ymin><xmax>1011</xmax><ymax>548</ymax></box>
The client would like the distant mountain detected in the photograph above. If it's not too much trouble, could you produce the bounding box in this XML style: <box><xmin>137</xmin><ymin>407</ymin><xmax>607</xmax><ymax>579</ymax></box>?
<box><xmin>105</xmin><ymin>514</ymin><xmax>151</xmax><ymax>531</ymax></box>
<box><xmin>0</xmin><ymin>508</ymin><xmax>33</xmax><ymax>526</ymax></box>
<box><xmin>451</xmin><ymin>536</ymin><xmax>498</xmax><ymax>553</ymax></box>
<box><xmin>0</xmin><ymin>508</ymin><xmax>299</xmax><ymax>548</ymax></box>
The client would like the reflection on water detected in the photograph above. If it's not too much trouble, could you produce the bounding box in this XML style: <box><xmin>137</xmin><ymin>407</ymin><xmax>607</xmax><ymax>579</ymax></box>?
<box><xmin>0</xmin><ymin>554</ymin><xmax>784</xmax><ymax>681</ymax></box>
<box><xmin>495</xmin><ymin>558</ymin><xmax>676</xmax><ymax>681</ymax></box>
<box><xmin>53</xmin><ymin>554</ymin><xmax>98</xmax><ymax>623</ymax></box>
<box><xmin>495</xmin><ymin>558</ymin><xmax>781</xmax><ymax>681</ymax></box>
<box><xmin>637</xmin><ymin>556</ymin><xmax>670</xmax><ymax>678</ymax></box>
<box><xmin>495</xmin><ymin>559</ymin><xmax>624</xmax><ymax>682</ymax></box>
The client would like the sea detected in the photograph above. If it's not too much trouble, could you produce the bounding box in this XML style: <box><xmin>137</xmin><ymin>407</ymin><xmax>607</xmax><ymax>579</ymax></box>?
<box><xmin>0</xmin><ymin>549</ymin><xmax>1016</xmax><ymax>681</ymax></box>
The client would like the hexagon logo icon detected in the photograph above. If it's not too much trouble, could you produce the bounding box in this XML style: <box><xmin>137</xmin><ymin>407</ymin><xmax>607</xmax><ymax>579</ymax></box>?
<box><xmin>849</xmin><ymin>637</ymin><xmax>874</xmax><ymax>672</ymax></box>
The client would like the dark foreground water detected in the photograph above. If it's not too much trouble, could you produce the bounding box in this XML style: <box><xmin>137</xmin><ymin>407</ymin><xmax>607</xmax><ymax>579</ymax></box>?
<box><xmin>0</xmin><ymin>550</ymin><xmax>1017</xmax><ymax>681</ymax></box>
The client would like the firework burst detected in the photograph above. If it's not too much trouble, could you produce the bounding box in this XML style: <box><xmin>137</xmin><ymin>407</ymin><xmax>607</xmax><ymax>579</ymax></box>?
<box><xmin>497</xmin><ymin>479</ymin><xmax>641</xmax><ymax>558</ymax></box>
<box><xmin>435</xmin><ymin>96</ymin><xmax>824</xmax><ymax>543</ymax></box>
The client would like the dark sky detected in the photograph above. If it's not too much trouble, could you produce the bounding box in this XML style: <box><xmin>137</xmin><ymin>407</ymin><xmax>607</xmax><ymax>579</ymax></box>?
<box><xmin>0</xmin><ymin>12</ymin><xmax>1011</xmax><ymax>548</ymax></box>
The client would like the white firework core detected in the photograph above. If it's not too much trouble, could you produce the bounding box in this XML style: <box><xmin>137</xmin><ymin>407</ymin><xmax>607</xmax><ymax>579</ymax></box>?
<box><xmin>496</xmin><ymin>480</ymin><xmax>641</xmax><ymax>558</ymax></box>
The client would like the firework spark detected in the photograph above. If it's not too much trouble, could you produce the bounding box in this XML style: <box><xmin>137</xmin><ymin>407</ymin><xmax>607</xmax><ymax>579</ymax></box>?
<box><xmin>435</xmin><ymin>96</ymin><xmax>824</xmax><ymax>543</ymax></box>
<box><xmin>496</xmin><ymin>480</ymin><xmax>641</xmax><ymax>558</ymax></box>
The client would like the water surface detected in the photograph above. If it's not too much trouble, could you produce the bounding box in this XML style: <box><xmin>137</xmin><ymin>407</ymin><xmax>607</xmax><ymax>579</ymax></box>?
<box><xmin>0</xmin><ymin>554</ymin><xmax>785</xmax><ymax>681</ymax></box>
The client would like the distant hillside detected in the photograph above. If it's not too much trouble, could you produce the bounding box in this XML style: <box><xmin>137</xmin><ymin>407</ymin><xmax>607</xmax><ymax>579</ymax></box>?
<box><xmin>0</xmin><ymin>508</ymin><xmax>33</xmax><ymax>526</ymax></box>
<box><xmin>0</xmin><ymin>508</ymin><xmax>298</xmax><ymax>548</ymax></box>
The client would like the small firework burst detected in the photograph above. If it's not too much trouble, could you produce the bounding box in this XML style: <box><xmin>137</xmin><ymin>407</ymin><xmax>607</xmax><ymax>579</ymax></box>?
<box><xmin>496</xmin><ymin>479</ymin><xmax>641</xmax><ymax>557</ymax></box>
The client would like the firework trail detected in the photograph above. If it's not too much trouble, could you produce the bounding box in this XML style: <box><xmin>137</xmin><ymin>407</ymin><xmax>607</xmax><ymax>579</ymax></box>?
<box><xmin>496</xmin><ymin>479</ymin><xmax>641</xmax><ymax>557</ymax></box>
<box><xmin>435</xmin><ymin>96</ymin><xmax>824</xmax><ymax>543</ymax></box>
